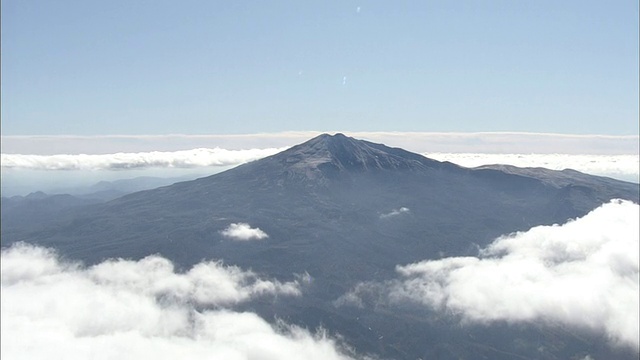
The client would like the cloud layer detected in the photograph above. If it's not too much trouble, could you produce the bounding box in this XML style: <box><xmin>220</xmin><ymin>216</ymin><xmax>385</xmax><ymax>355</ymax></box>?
<box><xmin>426</xmin><ymin>153</ymin><xmax>639</xmax><ymax>183</ymax></box>
<box><xmin>0</xmin><ymin>147</ymin><xmax>285</xmax><ymax>171</ymax></box>
<box><xmin>3</xmin><ymin>149</ymin><xmax>637</xmax><ymax>184</ymax></box>
<box><xmin>1</xmin><ymin>244</ymin><xmax>356</xmax><ymax>360</ymax></box>
<box><xmin>221</xmin><ymin>223</ymin><xmax>269</xmax><ymax>241</ymax></box>
<box><xmin>3</xmin><ymin>132</ymin><xmax>638</xmax><ymax>155</ymax></box>
<box><xmin>2</xmin><ymin>148</ymin><xmax>637</xmax><ymax>184</ymax></box>
<box><xmin>1</xmin><ymin>244</ymin><xmax>357</xmax><ymax>360</ymax></box>
<box><xmin>339</xmin><ymin>200</ymin><xmax>640</xmax><ymax>351</ymax></box>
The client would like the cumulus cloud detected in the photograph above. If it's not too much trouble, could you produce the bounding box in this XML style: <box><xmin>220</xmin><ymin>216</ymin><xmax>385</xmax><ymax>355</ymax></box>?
<box><xmin>1</xmin><ymin>244</ymin><xmax>358</xmax><ymax>360</ymax></box>
<box><xmin>221</xmin><ymin>223</ymin><xmax>269</xmax><ymax>241</ymax></box>
<box><xmin>380</xmin><ymin>207</ymin><xmax>410</xmax><ymax>219</ymax></box>
<box><xmin>426</xmin><ymin>153</ymin><xmax>639</xmax><ymax>183</ymax></box>
<box><xmin>339</xmin><ymin>200</ymin><xmax>640</xmax><ymax>351</ymax></box>
<box><xmin>0</xmin><ymin>147</ymin><xmax>286</xmax><ymax>171</ymax></box>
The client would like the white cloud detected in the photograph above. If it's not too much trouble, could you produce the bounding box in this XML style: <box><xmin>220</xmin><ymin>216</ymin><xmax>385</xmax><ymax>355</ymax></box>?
<box><xmin>380</xmin><ymin>207</ymin><xmax>410</xmax><ymax>219</ymax></box>
<box><xmin>2</xmin><ymin>133</ymin><xmax>637</xmax><ymax>183</ymax></box>
<box><xmin>339</xmin><ymin>200</ymin><xmax>640</xmax><ymax>351</ymax></box>
<box><xmin>0</xmin><ymin>147</ymin><xmax>286</xmax><ymax>171</ymax></box>
<box><xmin>1</xmin><ymin>244</ymin><xmax>357</xmax><ymax>360</ymax></box>
<box><xmin>2</xmin><ymin>150</ymin><xmax>636</xmax><ymax>185</ymax></box>
<box><xmin>426</xmin><ymin>153</ymin><xmax>639</xmax><ymax>183</ymax></box>
<box><xmin>221</xmin><ymin>223</ymin><xmax>269</xmax><ymax>241</ymax></box>
<box><xmin>1</xmin><ymin>244</ymin><xmax>300</xmax><ymax>308</ymax></box>
<box><xmin>2</xmin><ymin>132</ymin><xmax>637</xmax><ymax>155</ymax></box>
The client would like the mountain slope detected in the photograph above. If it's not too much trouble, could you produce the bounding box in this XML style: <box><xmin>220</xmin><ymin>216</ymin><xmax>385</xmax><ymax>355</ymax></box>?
<box><xmin>2</xmin><ymin>133</ymin><xmax>638</xmax><ymax>360</ymax></box>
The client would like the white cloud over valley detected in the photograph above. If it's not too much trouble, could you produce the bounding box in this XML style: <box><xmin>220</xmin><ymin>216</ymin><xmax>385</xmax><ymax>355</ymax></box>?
<box><xmin>338</xmin><ymin>200</ymin><xmax>640</xmax><ymax>351</ymax></box>
<box><xmin>221</xmin><ymin>223</ymin><xmax>269</xmax><ymax>241</ymax></box>
<box><xmin>1</xmin><ymin>244</ymin><xmax>357</xmax><ymax>360</ymax></box>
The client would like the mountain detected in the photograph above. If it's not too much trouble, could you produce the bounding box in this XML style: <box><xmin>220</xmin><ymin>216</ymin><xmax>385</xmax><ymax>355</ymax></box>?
<box><xmin>1</xmin><ymin>192</ymin><xmax>105</xmax><ymax>230</ymax></box>
<box><xmin>2</xmin><ymin>133</ymin><xmax>638</xmax><ymax>360</ymax></box>
<box><xmin>72</xmin><ymin>174</ymin><xmax>206</xmax><ymax>201</ymax></box>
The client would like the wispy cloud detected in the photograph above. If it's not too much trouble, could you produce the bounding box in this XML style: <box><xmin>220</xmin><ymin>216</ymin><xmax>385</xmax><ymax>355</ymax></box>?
<box><xmin>1</xmin><ymin>244</ymin><xmax>357</xmax><ymax>360</ymax></box>
<box><xmin>338</xmin><ymin>200</ymin><xmax>640</xmax><ymax>351</ymax></box>
<box><xmin>380</xmin><ymin>207</ymin><xmax>410</xmax><ymax>219</ymax></box>
<box><xmin>221</xmin><ymin>223</ymin><xmax>269</xmax><ymax>241</ymax></box>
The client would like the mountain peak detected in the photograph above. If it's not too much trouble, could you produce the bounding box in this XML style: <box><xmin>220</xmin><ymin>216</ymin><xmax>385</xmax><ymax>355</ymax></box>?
<box><xmin>270</xmin><ymin>133</ymin><xmax>444</xmax><ymax>178</ymax></box>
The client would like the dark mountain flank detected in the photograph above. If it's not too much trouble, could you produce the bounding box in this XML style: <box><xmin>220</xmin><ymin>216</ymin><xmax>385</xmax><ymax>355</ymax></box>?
<box><xmin>2</xmin><ymin>133</ymin><xmax>638</xmax><ymax>360</ymax></box>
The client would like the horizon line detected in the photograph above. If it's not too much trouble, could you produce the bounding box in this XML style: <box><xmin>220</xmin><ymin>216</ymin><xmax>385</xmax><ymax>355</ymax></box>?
<box><xmin>2</xmin><ymin>131</ymin><xmax>639</xmax><ymax>140</ymax></box>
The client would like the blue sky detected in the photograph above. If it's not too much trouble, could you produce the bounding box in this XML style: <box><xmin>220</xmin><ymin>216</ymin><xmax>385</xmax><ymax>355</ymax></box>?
<box><xmin>2</xmin><ymin>0</ymin><xmax>638</xmax><ymax>135</ymax></box>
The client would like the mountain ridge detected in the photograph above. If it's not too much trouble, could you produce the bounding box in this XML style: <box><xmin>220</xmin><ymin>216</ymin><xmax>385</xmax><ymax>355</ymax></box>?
<box><xmin>4</xmin><ymin>133</ymin><xmax>637</xmax><ymax>264</ymax></box>
<box><xmin>274</xmin><ymin>133</ymin><xmax>445</xmax><ymax>172</ymax></box>
<box><xmin>2</xmin><ymin>133</ymin><xmax>638</xmax><ymax>360</ymax></box>
<box><xmin>199</xmin><ymin>133</ymin><xmax>459</xmax><ymax>187</ymax></box>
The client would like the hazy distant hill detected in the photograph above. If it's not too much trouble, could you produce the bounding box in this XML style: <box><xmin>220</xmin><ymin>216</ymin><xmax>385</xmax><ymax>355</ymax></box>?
<box><xmin>2</xmin><ymin>133</ymin><xmax>638</xmax><ymax>360</ymax></box>
<box><xmin>1</xmin><ymin>192</ymin><xmax>103</xmax><ymax>230</ymax></box>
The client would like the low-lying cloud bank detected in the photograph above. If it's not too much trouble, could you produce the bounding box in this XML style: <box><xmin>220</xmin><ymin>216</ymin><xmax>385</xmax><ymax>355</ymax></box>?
<box><xmin>2</xmin><ymin>148</ymin><xmax>637</xmax><ymax>183</ymax></box>
<box><xmin>338</xmin><ymin>200</ymin><xmax>640</xmax><ymax>351</ymax></box>
<box><xmin>1</xmin><ymin>244</ymin><xmax>358</xmax><ymax>360</ymax></box>
<box><xmin>427</xmin><ymin>153</ymin><xmax>639</xmax><ymax>183</ymax></box>
<box><xmin>221</xmin><ymin>223</ymin><xmax>269</xmax><ymax>241</ymax></box>
<box><xmin>0</xmin><ymin>147</ymin><xmax>286</xmax><ymax>171</ymax></box>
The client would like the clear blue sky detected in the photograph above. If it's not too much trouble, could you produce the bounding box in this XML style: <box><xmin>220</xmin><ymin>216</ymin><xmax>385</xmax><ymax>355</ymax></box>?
<box><xmin>2</xmin><ymin>0</ymin><xmax>638</xmax><ymax>135</ymax></box>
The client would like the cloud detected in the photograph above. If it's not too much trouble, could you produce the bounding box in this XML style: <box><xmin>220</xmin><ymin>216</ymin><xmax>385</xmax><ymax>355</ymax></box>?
<box><xmin>221</xmin><ymin>223</ymin><xmax>269</xmax><ymax>241</ymax></box>
<box><xmin>3</xmin><ymin>132</ymin><xmax>637</xmax><ymax>155</ymax></box>
<box><xmin>354</xmin><ymin>132</ymin><xmax>638</xmax><ymax>155</ymax></box>
<box><xmin>1</xmin><ymin>244</ymin><xmax>299</xmax><ymax>308</ymax></box>
<box><xmin>426</xmin><ymin>153</ymin><xmax>639</xmax><ymax>183</ymax></box>
<box><xmin>1</xmin><ymin>244</ymin><xmax>358</xmax><ymax>360</ymax></box>
<box><xmin>2</xmin><ymin>150</ymin><xmax>636</xmax><ymax>184</ymax></box>
<box><xmin>0</xmin><ymin>147</ymin><xmax>286</xmax><ymax>171</ymax></box>
<box><xmin>380</xmin><ymin>207</ymin><xmax>410</xmax><ymax>219</ymax></box>
<box><xmin>339</xmin><ymin>200</ymin><xmax>640</xmax><ymax>351</ymax></box>
<box><xmin>2</xmin><ymin>133</ymin><xmax>637</xmax><ymax>183</ymax></box>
